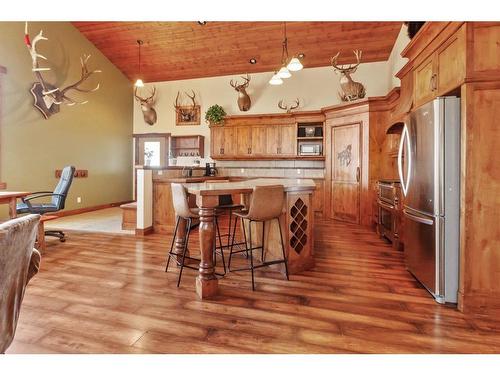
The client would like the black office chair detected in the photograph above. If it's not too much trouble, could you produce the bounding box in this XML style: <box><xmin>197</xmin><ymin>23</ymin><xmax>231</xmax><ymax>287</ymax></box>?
<box><xmin>16</xmin><ymin>166</ymin><xmax>76</xmax><ymax>242</ymax></box>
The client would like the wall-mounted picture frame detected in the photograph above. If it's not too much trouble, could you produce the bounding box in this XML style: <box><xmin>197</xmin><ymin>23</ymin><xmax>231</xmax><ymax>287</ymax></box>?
<box><xmin>175</xmin><ymin>105</ymin><xmax>201</xmax><ymax>125</ymax></box>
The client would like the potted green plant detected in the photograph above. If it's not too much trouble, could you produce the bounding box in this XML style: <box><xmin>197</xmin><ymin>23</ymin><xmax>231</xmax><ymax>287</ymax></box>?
<box><xmin>205</xmin><ymin>104</ymin><xmax>226</xmax><ymax>126</ymax></box>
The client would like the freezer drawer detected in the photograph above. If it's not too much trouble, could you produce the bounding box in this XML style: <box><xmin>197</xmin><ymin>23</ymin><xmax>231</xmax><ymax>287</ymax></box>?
<box><xmin>403</xmin><ymin>209</ymin><xmax>441</xmax><ymax>299</ymax></box>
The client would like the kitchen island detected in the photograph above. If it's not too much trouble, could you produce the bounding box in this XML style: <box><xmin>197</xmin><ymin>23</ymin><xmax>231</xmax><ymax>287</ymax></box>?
<box><xmin>181</xmin><ymin>178</ymin><xmax>316</xmax><ymax>299</ymax></box>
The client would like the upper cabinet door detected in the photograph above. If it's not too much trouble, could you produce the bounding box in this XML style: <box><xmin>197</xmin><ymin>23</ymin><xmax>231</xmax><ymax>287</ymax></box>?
<box><xmin>436</xmin><ymin>25</ymin><xmax>466</xmax><ymax>95</ymax></box>
<box><xmin>211</xmin><ymin>127</ymin><xmax>225</xmax><ymax>157</ymax></box>
<box><xmin>279</xmin><ymin>125</ymin><xmax>297</xmax><ymax>156</ymax></box>
<box><xmin>266</xmin><ymin>126</ymin><xmax>280</xmax><ymax>156</ymax></box>
<box><xmin>414</xmin><ymin>55</ymin><xmax>436</xmax><ymax>108</ymax></box>
<box><xmin>251</xmin><ymin>126</ymin><xmax>267</xmax><ymax>156</ymax></box>
<box><xmin>223</xmin><ymin>127</ymin><xmax>236</xmax><ymax>157</ymax></box>
<box><xmin>235</xmin><ymin>126</ymin><xmax>252</xmax><ymax>156</ymax></box>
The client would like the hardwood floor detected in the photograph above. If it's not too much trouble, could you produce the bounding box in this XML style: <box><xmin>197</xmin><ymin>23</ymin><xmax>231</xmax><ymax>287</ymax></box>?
<box><xmin>7</xmin><ymin>218</ymin><xmax>500</xmax><ymax>354</ymax></box>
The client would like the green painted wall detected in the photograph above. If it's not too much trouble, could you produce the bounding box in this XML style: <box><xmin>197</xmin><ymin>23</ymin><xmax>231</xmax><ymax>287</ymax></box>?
<box><xmin>0</xmin><ymin>22</ymin><xmax>133</xmax><ymax>219</ymax></box>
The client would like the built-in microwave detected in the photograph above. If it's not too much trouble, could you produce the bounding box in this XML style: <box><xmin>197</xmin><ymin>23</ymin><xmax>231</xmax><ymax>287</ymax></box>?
<box><xmin>299</xmin><ymin>143</ymin><xmax>322</xmax><ymax>156</ymax></box>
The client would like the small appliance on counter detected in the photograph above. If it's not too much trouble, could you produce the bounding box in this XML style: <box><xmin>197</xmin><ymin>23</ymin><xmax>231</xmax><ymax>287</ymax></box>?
<box><xmin>205</xmin><ymin>162</ymin><xmax>218</xmax><ymax>176</ymax></box>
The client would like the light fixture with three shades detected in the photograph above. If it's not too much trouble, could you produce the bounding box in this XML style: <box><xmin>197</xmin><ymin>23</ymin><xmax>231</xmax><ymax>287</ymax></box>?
<box><xmin>269</xmin><ymin>22</ymin><xmax>304</xmax><ymax>86</ymax></box>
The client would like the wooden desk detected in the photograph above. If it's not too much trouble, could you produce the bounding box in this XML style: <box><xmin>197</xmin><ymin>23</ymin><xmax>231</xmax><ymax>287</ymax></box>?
<box><xmin>184</xmin><ymin>178</ymin><xmax>316</xmax><ymax>299</ymax></box>
<box><xmin>0</xmin><ymin>191</ymin><xmax>30</xmax><ymax>218</ymax></box>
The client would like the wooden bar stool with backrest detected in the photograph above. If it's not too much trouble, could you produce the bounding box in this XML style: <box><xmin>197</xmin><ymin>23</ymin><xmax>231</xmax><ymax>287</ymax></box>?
<box><xmin>165</xmin><ymin>183</ymin><xmax>200</xmax><ymax>287</ymax></box>
<box><xmin>229</xmin><ymin>185</ymin><xmax>289</xmax><ymax>290</ymax></box>
<box><xmin>165</xmin><ymin>183</ymin><xmax>227</xmax><ymax>286</ymax></box>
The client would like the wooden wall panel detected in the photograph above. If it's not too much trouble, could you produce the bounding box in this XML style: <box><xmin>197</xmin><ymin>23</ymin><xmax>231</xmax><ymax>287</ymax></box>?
<box><xmin>459</xmin><ymin>81</ymin><xmax>500</xmax><ymax>314</ymax></box>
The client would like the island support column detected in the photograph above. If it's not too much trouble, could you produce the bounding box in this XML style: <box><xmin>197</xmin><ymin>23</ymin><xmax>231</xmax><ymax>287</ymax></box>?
<box><xmin>195</xmin><ymin>194</ymin><xmax>219</xmax><ymax>298</ymax></box>
<box><xmin>136</xmin><ymin>169</ymin><xmax>153</xmax><ymax>235</ymax></box>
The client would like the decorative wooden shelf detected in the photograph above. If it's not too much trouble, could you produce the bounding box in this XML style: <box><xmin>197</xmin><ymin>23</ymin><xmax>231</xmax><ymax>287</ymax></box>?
<box><xmin>169</xmin><ymin>135</ymin><xmax>204</xmax><ymax>158</ymax></box>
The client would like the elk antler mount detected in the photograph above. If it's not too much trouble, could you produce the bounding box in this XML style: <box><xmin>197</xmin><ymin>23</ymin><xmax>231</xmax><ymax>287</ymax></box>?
<box><xmin>278</xmin><ymin>98</ymin><xmax>300</xmax><ymax>113</ymax></box>
<box><xmin>174</xmin><ymin>90</ymin><xmax>200</xmax><ymax>125</ymax></box>
<box><xmin>330</xmin><ymin>50</ymin><xmax>366</xmax><ymax>102</ymax></box>
<box><xmin>229</xmin><ymin>74</ymin><xmax>251</xmax><ymax>111</ymax></box>
<box><xmin>24</xmin><ymin>22</ymin><xmax>102</xmax><ymax>119</ymax></box>
<box><xmin>135</xmin><ymin>87</ymin><xmax>157</xmax><ymax>126</ymax></box>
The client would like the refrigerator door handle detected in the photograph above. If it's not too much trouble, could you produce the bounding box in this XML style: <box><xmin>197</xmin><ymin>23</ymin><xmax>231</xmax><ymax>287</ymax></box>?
<box><xmin>403</xmin><ymin>209</ymin><xmax>434</xmax><ymax>225</ymax></box>
<box><xmin>398</xmin><ymin>123</ymin><xmax>412</xmax><ymax>197</ymax></box>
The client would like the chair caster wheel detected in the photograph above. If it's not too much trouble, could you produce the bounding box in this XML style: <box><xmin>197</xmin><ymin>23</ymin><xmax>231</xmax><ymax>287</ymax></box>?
<box><xmin>60</xmin><ymin>238</ymin><xmax>66</xmax><ymax>243</ymax></box>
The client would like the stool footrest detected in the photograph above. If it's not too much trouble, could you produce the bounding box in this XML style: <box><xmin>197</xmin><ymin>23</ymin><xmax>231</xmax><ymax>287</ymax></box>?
<box><xmin>230</xmin><ymin>259</ymin><xmax>287</xmax><ymax>273</ymax></box>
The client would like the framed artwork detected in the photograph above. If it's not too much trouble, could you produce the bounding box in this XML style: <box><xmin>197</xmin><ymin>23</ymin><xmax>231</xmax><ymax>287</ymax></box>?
<box><xmin>175</xmin><ymin>105</ymin><xmax>201</xmax><ymax>126</ymax></box>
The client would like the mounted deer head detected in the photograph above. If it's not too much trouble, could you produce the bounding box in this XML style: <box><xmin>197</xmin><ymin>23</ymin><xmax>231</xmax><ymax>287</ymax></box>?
<box><xmin>135</xmin><ymin>87</ymin><xmax>157</xmax><ymax>125</ymax></box>
<box><xmin>330</xmin><ymin>50</ymin><xmax>366</xmax><ymax>102</ymax></box>
<box><xmin>278</xmin><ymin>99</ymin><xmax>300</xmax><ymax>113</ymax></box>
<box><xmin>174</xmin><ymin>90</ymin><xmax>199</xmax><ymax>123</ymax></box>
<box><xmin>24</xmin><ymin>22</ymin><xmax>101</xmax><ymax>119</ymax></box>
<box><xmin>230</xmin><ymin>74</ymin><xmax>251</xmax><ymax>111</ymax></box>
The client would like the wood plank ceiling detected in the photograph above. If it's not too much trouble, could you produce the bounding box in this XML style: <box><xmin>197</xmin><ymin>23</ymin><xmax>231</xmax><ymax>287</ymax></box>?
<box><xmin>73</xmin><ymin>22</ymin><xmax>402</xmax><ymax>83</ymax></box>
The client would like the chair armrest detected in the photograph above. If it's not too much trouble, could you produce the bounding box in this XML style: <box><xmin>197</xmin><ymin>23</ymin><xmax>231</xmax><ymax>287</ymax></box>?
<box><xmin>22</xmin><ymin>192</ymin><xmax>66</xmax><ymax>202</ymax></box>
<box><xmin>21</xmin><ymin>192</ymin><xmax>66</xmax><ymax>210</ymax></box>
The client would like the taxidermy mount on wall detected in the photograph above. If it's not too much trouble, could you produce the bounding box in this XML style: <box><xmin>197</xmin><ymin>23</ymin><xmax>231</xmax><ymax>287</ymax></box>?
<box><xmin>229</xmin><ymin>74</ymin><xmax>251</xmax><ymax>111</ymax></box>
<box><xmin>278</xmin><ymin>98</ymin><xmax>300</xmax><ymax>113</ymax></box>
<box><xmin>24</xmin><ymin>22</ymin><xmax>101</xmax><ymax>119</ymax></box>
<box><xmin>330</xmin><ymin>50</ymin><xmax>366</xmax><ymax>102</ymax></box>
<box><xmin>174</xmin><ymin>90</ymin><xmax>200</xmax><ymax>125</ymax></box>
<box><xmin>134</xmin><ymin>87</ymin><xmax>157</xmax><ymax>125</ymax></box>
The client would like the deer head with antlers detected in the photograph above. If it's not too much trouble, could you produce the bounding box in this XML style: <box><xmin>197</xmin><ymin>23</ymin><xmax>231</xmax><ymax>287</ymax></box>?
<box><xmin>330</xmin><ymin>50</ymin><xmax>366</xmax><ymax>102</ymax></box>
<box><xmin>174</xmin><ymin>90</ymin><xmax>200</xmax><ymax>124</ymax></box>
<box><xmin>229</xmin><ymin>74</ymin><xmax>251</xmax><ymax>112</ymax></box>
<box><xmin>24</xmin><ymin>22</ymin><xmax>101</xmax><ymax>119</ymax></box>
<box><xmin>135</xmin><ymin>87</ymin><xmax>157</xmax><ymax>126</ymax></box>
<box><xmin>278</xmin><ymin>99</ymin><xmax>300</xmax><ymax>113</ymax></box>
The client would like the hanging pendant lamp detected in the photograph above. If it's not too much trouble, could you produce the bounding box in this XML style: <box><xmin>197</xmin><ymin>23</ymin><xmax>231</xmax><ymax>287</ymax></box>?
<box><xmin>134</xmin><ymin>39</ymin><xmax>144</xmax><ymax>87</ymax></box>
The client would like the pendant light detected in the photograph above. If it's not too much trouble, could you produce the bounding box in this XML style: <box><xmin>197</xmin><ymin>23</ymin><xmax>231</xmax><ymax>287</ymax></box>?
<box><xmin>287</xmin><ymin>56</ymin><xmax>304</xmax><ymax>72</ymax></box>
<box><xmin>269</xmin><ymin>22</ymin><xmax>303</xmax><ymax>85</ymax></box>
<box><xmin>269</xmin><ymin>72</ymin><xmax>284</xmax><ymax>85</ymax></box>
<box><xmin>277</xmin><ymin>22</ymin><xmax>291</xmax><ymax>79</ymax></box>
<box><xmin>134</xmin><ymin>39</ymin><xmax>144</xmax><ymax>87</ymax></box>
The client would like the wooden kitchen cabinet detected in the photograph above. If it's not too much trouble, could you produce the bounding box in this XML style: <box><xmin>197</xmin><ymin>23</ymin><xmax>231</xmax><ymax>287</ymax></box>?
<box><xmin>236</xmin><ymin>126</ymin><xmax>252</xmax><ymax>156</ymax></box>
<box><xmin>398</xmin><ymin>22</ymin><xmax>500</xmax><ymax>314</ymax></box>
<box><xmin>210</xmin><ymin>112</ymin><xmax>324</xmax><ymax>160</ymax></box>
<box><xmin>413</xmin><ymin>24</ymin><xmax>466</xmax><ymax>108</ymax></box>
<box><xmin>435</xmin><ymin>26</ymin><xmax>466</xmax><ymax>94</ymax></box>
<box><xmin>414</xmin><ymin>55</ymin><xmax>435</xmax><ymax>107</ymax></box>
<box><xmin>279</xmin><ymin>125</ymin><xmax>297</xmax><ymax>156</ymax></box>
<box><xmin>266</xmin><ymin>126</ymin><xmax>280</xmax><ymax>156</ymax></box>
<box><xmin>251</xmin><ymin>126</ymin><xmax>267</xmax><ymax>156</ymax></box>
<box><xmin>211</xmin><ymin>126</ymin><xmax>235</xmax><ymax>158</ymax></box>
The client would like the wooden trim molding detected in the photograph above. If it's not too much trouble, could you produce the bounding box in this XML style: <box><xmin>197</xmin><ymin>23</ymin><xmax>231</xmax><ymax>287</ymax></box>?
<box><xmin>135</xmin><ymin>226</ymin><xmax>154</xmax><ymax>236</ymax></box>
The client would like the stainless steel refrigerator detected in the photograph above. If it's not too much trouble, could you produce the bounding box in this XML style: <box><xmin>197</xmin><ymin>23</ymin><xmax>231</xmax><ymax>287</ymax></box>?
<box><xmin>398</xmin><ymin>97</ymin><xmax>460</xmax><ymax>304</ymax></box>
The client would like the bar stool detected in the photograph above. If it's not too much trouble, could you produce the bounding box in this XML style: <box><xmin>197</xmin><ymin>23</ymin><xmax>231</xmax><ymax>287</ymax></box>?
<box><xmin>165</xmin><ymin>183</ymin><xmax>227</xmax><ymax>286</ymax></box>
<box><xmin>214</xmin><ymin>194</ymin><xmax>245</xmax><ymax>275</ymax></box>
<box><xmin>228</xmin><ymin>185</ymin><xmax>289</xmax><ymax>290</ymax></box>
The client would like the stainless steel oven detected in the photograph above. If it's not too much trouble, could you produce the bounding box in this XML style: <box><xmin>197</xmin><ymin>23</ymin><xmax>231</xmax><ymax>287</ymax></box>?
<box><xmin>377</xmin><ymin>180</ymin><xmax>402</xmax><ymax>250</ymax></box>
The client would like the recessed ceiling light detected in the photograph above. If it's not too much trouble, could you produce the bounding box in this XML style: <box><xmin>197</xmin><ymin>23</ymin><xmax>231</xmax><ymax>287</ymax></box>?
<box><xmin>197</xmin><ymin>21</ymin><xmax>207</xmax><ymax>26</ymax></box>
<box><xmin>298</xmin><ymin>53</ymin><xmax>305</xmax><ymax>59</ymax></box>
<box><xmin>249</xmin><ymin>58</ymin><xmax>257</xmax><ymax>64</ymax></box>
